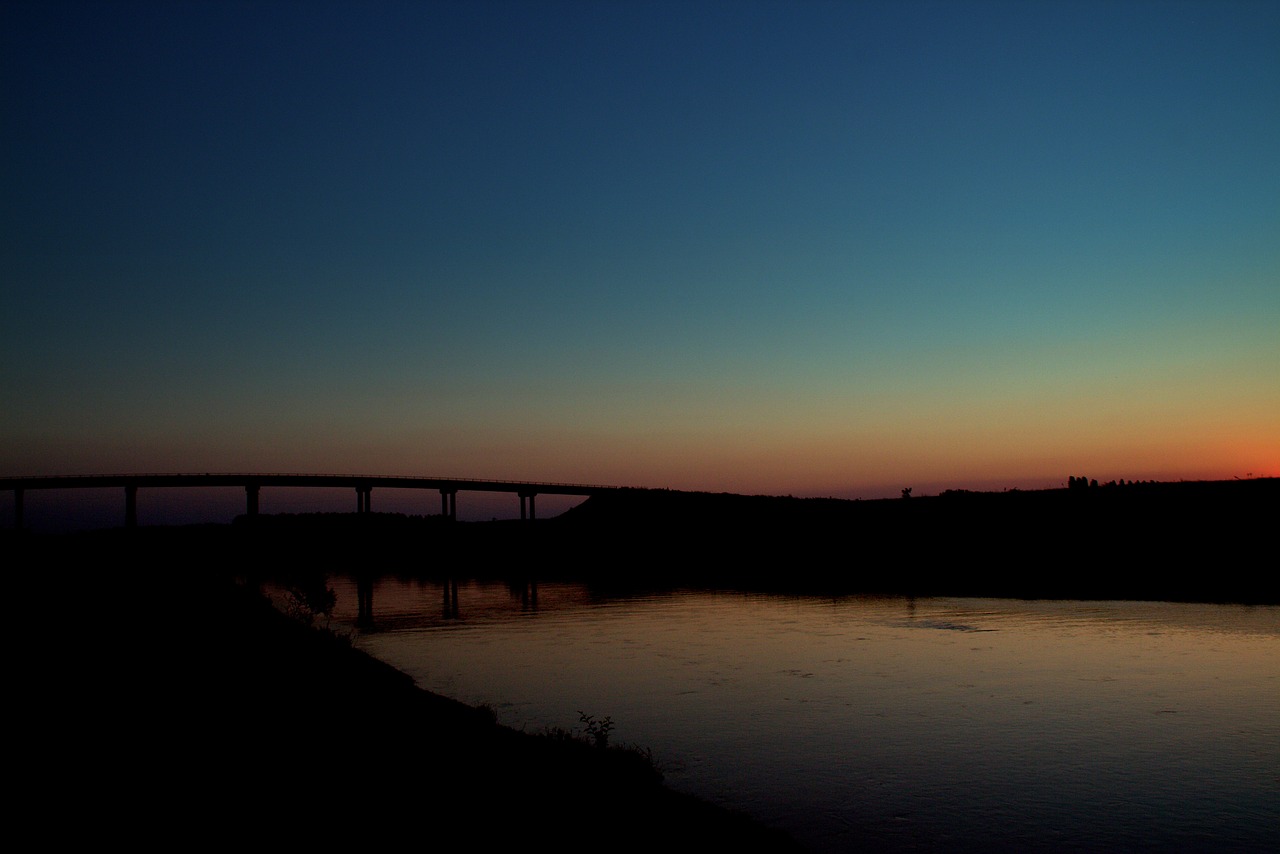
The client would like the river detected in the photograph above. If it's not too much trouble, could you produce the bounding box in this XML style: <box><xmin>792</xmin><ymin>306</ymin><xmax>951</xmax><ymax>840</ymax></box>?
<box><xmin>311</xmin><ymin>577</ymin><xmax>1278</xmax><ymax>852</ymax></box>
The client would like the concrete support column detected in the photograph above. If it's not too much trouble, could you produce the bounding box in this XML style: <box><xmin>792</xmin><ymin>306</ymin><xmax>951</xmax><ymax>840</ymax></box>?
<box><xmin>440</xmin><ymin>489</ymin><xmax>456</xmax><ymax>521</ymax></box>
<box><xmin>356</xmin><ymin>487</ymin><xmax>371</xmax><ymax>514</ymax></box>
<box><xmin>519</xmin><ymin>492</ymin><xmax>538</xmax><ymax>521</ymax></box>
<box><xmin>125</xmin><ymin>485</ymin><xmax>137</xmax><ymax>529</ymax></box>
<box><xmin>245</xmin><ymin>484</ymin><xmax>260</xmax><ymax>517</ymax></box>
<box><xmin>14</xmin><ymin>489</ymin><xmax>23</xmax><ymax>532</ymax></box>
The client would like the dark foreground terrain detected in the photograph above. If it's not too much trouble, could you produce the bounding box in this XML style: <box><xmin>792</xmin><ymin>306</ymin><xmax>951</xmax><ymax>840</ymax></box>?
<box><xmin>16</xmin><ymin>543</ymin><xmax>801</xmax><ymax>850</ymax></box>
<box><xmin>10</xmin><ymin>477</ymin><xmax>1276</xmax><ymax>846</ymax></box>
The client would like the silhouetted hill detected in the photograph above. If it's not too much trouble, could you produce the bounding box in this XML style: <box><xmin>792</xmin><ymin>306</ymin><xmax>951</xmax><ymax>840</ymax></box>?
<box><xmin>547</xmin><ymin>478</ymin><xmax>1278</xmax><ymax>600</ymax></box>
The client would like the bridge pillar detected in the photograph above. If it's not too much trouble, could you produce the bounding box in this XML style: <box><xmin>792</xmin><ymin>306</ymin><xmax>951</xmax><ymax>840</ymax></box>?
<box><xmin>356</xmin><ymin>487</ymin><xmax>371</xmax><ymax>514</ymax></box>
<box><xmin>440</xmin><ymin>489</ymin><xmax>456</xmax><ymax>521</ymax></box>
<box><xmin>125</xmin><ymin>485</ymin><xmax>137</xmax><ymax>528</ymax></box>
<box><xmin>13</xmin><ymin>489</ymin><xmax>23</xmax><ymax>532</ymax></box>
<box><xmin>519</xmin><ymin>492</ymin><xmax>537</xmax><ymax>521</ymax></box>
<box><xmin>245</xmin><ymin>484</ymin><xmax>260</xmax><ymax>517</ymax></box>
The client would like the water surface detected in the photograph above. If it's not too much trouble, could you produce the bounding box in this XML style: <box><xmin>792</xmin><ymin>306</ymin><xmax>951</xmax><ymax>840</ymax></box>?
<box><xmin>318</xmin><ymin>579</ymin><xmax>1279</xmax><ymax>852</ymax></box>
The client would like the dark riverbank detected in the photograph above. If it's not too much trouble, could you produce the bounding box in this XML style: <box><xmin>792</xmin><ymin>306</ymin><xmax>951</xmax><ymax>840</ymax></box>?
<box><xmin>44</xmin><ymin>475</ymin><xmax>1263</xmax><ymax>603</ymax></box>
<box><xmin>8</xmin><ymin>476</ymin><xmax>1275</xmax><ymax>597</ymax></box>
<box><xmin>17</xmin><ymin>538</ymin><xmax>801</xmax><ymax>850</ymax></box>
<box><xmin>9</xmin><ymin>478</ymin><xmax>1274</xmax><ymax>847</ymax></box>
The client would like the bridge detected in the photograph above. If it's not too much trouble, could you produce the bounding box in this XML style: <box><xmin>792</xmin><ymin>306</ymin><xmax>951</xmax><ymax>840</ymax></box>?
<box><xmin>0</xmin><ymin>473</ymin><xmax>622</xmax><ymax>530</ymax></box>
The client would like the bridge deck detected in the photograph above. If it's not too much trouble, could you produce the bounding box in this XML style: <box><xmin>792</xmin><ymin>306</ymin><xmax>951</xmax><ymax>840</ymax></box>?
<box><xmin>0</xmin><ymin>473</ymin><xmax>620</xmax><ymax>496</ymax></box>
<box><xmin>2</xmin><ymin>473</ymin><xmax>628</xmax><ymax>529</ymax></box>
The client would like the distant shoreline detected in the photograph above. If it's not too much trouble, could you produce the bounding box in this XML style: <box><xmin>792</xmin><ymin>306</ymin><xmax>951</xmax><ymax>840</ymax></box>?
<box><xmin>9</xmin><ymin>477</ymin><xmax>1274</xmax><ymax>604</ymax></box>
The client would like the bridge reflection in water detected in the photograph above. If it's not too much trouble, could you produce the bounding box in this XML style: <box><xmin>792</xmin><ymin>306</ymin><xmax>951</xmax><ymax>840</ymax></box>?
<box><xmin>0</xmin><ymin>473</ymin><xmax>620</xmax><ymax>530</ymax></box>
<box><xmin>345</xmin><ymin>578</ymin><xmax>535</xmax><ymax>632</ymax></box>
<box><xmin>351</xmin><ymin>575</ymin><xmax>537</xmax><ymax>630</ymax></box>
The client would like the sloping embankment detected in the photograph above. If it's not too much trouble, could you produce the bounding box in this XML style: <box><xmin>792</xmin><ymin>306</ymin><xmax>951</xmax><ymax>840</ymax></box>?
<box><xmin>15</xmin><ymin>535</ymin><xmax>802</xmax><ymax>850</ymax></box>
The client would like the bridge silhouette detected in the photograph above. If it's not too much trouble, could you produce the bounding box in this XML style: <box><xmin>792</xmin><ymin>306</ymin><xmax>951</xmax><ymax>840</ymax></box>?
<box><xmin>0</xmin><ymin>473</ymin><xmax>623</xmax><ymax>530</ymax></box>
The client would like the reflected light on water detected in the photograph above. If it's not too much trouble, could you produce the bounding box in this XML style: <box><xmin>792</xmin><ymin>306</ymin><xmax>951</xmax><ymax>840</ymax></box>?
<box><xmin>321</xmin><ymin>579</ymin><xmax>1279</xmax><ymax>853</ymax></box>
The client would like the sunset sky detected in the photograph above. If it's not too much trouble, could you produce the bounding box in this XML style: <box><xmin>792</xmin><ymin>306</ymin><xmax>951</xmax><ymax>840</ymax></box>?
<box><xmin>3</xmin><ymin>1</ymin><xmax>1277</xmax><ymax>522</ymax></box>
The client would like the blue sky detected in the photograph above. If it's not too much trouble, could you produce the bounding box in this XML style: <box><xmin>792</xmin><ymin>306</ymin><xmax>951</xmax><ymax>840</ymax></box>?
<box><xmin>3</xmin><ymin>0</ymin><xmax>1277</xmax><ymax>522</ymax></box>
